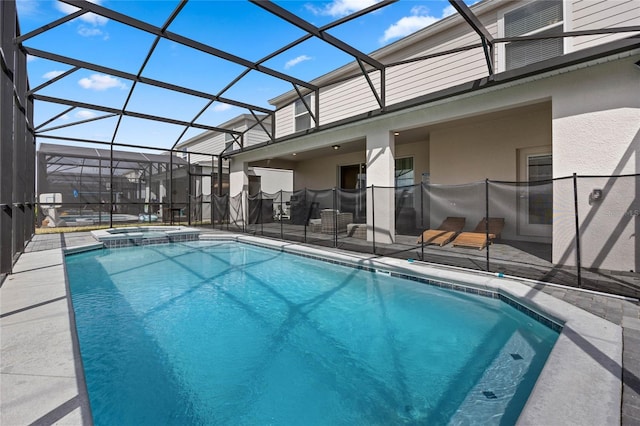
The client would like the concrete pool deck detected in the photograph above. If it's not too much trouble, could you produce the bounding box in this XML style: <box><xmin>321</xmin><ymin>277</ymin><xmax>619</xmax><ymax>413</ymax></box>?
<box><xmin>1</xmin><ymin>231</ymin><xmax>639</xmax><ymax>425</ymax></box>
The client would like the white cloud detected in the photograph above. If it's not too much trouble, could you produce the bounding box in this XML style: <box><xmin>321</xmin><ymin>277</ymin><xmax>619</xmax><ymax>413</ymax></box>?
<box><xmin>55</xmin><ymin>0</ymin><xmax>108</xmax><ymax>28</ymax></box>
<box><xmin>43</xmin><ymin>70</ymin><xmax>65</xmax><ymax>80</ymax></box>
<box><xmin>78</xmin><ymin>74</ymin><xmax>127</xmax><ymax>91</ymax></box>
<box><xmin>306</xmin><ymin>0</ymin><xmax>380</xmax><ymax>17</ymax></box>
<box><xmin>442</xmin><ymin>5</ymin><xmax>457</xmax><ymax>17</ymax></box>
<box><xmin>78</xmin><ymin>26</ymin><xmax>105</xmax><ymax>37</ymax></box>
<box><xmin>380</xmin><ymin>4</ymin><xmax>454</xmax><ymax>43</ymax></box>
<box><xmin>212</xmin><ymin>103</ymin><xmax>232</xmax><ymax>112</ymax></box>
<box><xmin>285</xmin><ymin>55</ymin><xmax>312</xmax><ymax>70</ymax></box>
<box><xmin>75</xmin><ymin>110</ymin><xmax>97</xmax><ymax>120</ymax></box>
<box><xmin>26</xmin><ymin>55</ymin><xmax>37</xmax><ymax>63</ymax></box>
<box><xmin>16</xmin><ymin>0</ymin><xmax>40</xmax><ymax>17</ymax></box>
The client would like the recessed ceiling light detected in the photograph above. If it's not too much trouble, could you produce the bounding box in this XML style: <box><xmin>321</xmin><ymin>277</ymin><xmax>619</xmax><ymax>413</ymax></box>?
<box><xmin>332</xmin><ymin>145</ymin><xmax>340</xmax><ymax>150</ymax></box>
<box><xmin>292</xmin><ymin>153</ymin><xmax>297</xmax><ymax>156</ymax></box>
<box><xmin>394</xmin><ymin>132</ymin><xmax>400</xmax><ymax>136</ymax></box>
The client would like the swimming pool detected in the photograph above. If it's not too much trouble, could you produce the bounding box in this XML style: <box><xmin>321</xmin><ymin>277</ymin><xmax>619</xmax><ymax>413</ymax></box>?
<box><xmin>66</xmin><ymin>240</ymin><xmax>559</xmax><ymax>425</ymax></box>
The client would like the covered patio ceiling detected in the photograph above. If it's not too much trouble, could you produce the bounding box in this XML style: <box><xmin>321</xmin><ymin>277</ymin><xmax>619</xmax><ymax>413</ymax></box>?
<box><xmin>12</xmin><ymin>0</ymin><xmax>640</xmax><ymax>158</ymax></box>
<box><xmin>248</xmin><ymin>126</ymin><xmax>429</xmax><ymax>164</ymax></box>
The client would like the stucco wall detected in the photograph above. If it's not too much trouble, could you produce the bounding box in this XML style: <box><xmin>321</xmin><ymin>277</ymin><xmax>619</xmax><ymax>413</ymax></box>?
<box><xmin>396</xmin><ymin>139</ymin><xmax>430</xmax><ymax>182</ymax></box>
<box><xmin>291</xmin><ymin>151</ymin><xmax>362</xmax><ymax>190</ymax></box>
<box><xmin>551</xmin><ymin>56</ymin><xmax>640</xmax><ymax>271</ymax></box>
<box><xmin>251</xmin><ymin>167</ymin><xmax>293</xmax><ymax>194</ymax></box>
<box><xmin>429</xmin><ymin>103</ymin><xmax>552</xmax><ymax>184</ymax></box>
<box><xmin>289</xmin><ymin>138</ymin><xmax>429</xmax><ymax>192</ymax></box>
<box><xmin>428</xmin><ymin>103</ymin><xmax>552</xmax><ymax>242</ymax></box>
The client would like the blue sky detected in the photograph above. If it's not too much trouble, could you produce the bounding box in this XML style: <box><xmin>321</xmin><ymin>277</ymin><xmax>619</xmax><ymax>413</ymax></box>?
<box><xmin>17</xmin><ymin>0</ymin><xmax>465</xmax><ymax>151</ymax></box>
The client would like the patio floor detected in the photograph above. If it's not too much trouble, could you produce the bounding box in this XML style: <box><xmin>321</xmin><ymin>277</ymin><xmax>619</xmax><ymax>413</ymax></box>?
<box><xmin>1</xmin><ymin>230</ymin><xmax>639</xmax><ymax>424</ymax></box>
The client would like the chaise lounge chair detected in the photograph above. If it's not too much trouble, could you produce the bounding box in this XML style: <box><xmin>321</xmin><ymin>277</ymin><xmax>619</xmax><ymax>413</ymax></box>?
<box><xmin>451</xmin><ymin>217</ymin><xmax>505</xmax><ymax>250</ymax></box>
<box><xmin>416</xmin><ymin>217</ymin><xmax>466</xmax><ymax>246</ymax></box>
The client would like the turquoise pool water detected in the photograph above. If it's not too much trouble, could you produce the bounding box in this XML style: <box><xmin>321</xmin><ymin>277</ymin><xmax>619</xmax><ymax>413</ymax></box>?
<box><xmin>66</xmin><ymin>241</ymin><xmax>558</xmax><ymax>425</ymax></box>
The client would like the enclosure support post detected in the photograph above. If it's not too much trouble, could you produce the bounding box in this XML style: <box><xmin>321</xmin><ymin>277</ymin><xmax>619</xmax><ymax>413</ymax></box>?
<box><xmin>303</xmin><ymin>189</ymin><xmax>307</xmax><ymax>243</ymax></box>
<box><xmin>371</xmin><ymin>185</ymin><xmax>376</xmax><ymax>255</ymax></box>
<box><xmin>420</xmin><ymin>182</ymin><xmax>424</xmax><ymax>261</ymax></box>
<box><xmin>279</xmin><ymin>190</ymin><xmax>283</xmax><ymax>240</ymax></box>
<box><xmin>109</xmin><ymin>144</ymin><xmax>114</xmax><ymax>228</ymax></box>
<box><xmin>333</xmin><ymin>187</ymin><xmax>338</xmax><ymax>248</ymax></box>
<box><xmin>187</xmin><ymin>153</ymin><xmax>192</xmax><ymax>226</ymax></box>
<box><xmin>211</xmin><ymin>155</ymin><xmax>215</xmax><ymax>229</ymax></box>
<box><xmin>98</xmin><ymin>159</ymin><xmax>103</xmax><ymax>226</ymax></box>
<box><xmin>226</xmin><ymin>195</ymin><xmax>230</xmax><ymax>231</ymax></box>
<box><xmin>485</xmin><ymin>178</ymin><xmax>490</xmax><ymax>272</ymax></box>
<box><xmin>169</xmin><ymin>153</ymin><xmax>174</xmax><ymax>225</ymax></box>
<box><xmin>260</xmin><ymin>191</ymin><xmax>264</xmax><ymax>236</ymax></box>
<box><xmin>217</xmin><ymin>156</ymin><xmax>223</xmax><ymax>196</ymax></box>
<box><xmin>573</xmin><ymin>173</ymin><xmax>582</xmax><ymax>287</ymax></box>
<box><xmin>241</xmin><ymin>190</ymin><xmax>245</xmax><ymax>233</ymax></box>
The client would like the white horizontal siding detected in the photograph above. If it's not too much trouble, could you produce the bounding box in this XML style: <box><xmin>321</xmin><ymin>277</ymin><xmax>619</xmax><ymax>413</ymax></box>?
<box><xmin>244</xmin><ymin>126</ymin><xmax>271</xmax><ymax>147</ymax></box>
<box><xmin>319</xmin><ymin>72</ymin><xmax>381</xmax><ymax>126</ymax></box>
<box><xmin>571</xmin><ymin>0</ymin><xmax>640</xmax><ymax>51</ymax></box>
<box><xmin>387</xmin><ymin>48</ymin><xmax>488</xmax><ymax>106</ymax></box>
<box><xmin>319</xmin><ymin>17</ymin><xmax>495</xmax><ymax>119</ymax></box>
<box><xmin>275</xmin><ymin>107</ymin><xmax>294</xmax><ymax>138</ymax></box>
<box><xmin>185</xmin><ymin>133</ymin><xmax>226</xmax><ymax>156</ymax></box>
<box><xmin>386</xmin><ymin>19</ymin><xmax>496</xmax><ymax>64</ymax></box>
<box><xmin>188</xmin><ymin>153</ymin><xmax>213</xmax><ymax>164</ymax></box>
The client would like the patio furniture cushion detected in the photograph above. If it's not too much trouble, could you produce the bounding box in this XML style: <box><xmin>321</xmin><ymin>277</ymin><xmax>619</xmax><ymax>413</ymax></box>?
<box><xmin>451</xmin><ymin>217</ymin><xmax>505</xmax><ymax>250</ymax></box>
<box><xmin>416</xmin><ymin>217</ymin><xmax>465</xmax><ymax>246</ymax></box>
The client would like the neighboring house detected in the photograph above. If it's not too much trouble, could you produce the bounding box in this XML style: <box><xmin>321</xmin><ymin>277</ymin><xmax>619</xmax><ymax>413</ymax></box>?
<box><xmin>225</xmin><ymin>0</ymin><xmax>640</xmax><ymax>273</ymax></box>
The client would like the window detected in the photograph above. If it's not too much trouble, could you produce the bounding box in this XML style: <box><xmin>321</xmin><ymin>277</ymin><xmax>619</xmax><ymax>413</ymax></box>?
<box><xmin>294</xmin><ymin>94</ymin><xmax>312</xmax><ymax>132</ymax></box>
<box><xmin>527</xmin><ymin>154</ymin><xmax>553</xmax><ymax>226</ymax></box>
<box><xmin>504</xmin><ymin>0</ymin><xmax>563</xmax><ymax>70</ymax></box>
<box><xmin>395</xmin><ymin>157</ymin><xmax>414</xmax><ymax>187</ymax></box>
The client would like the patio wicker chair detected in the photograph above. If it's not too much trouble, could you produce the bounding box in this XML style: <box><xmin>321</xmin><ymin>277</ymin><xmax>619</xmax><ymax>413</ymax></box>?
<box><xmin>451</xmin><ymin>217</ymin><xmax>505</xmax><ymax>250</ymax></box>
<box><xmin>320</xmin><ymin>209</ymin><xmax>353</xmax><ymax>233</ymax></box>
<box><xmin>416</xmin><ymin>217</ymin><xmax>466</xmax><ymax>246</ymax></box>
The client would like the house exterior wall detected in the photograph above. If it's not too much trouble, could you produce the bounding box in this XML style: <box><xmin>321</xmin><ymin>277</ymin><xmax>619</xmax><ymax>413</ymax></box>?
<box><xmin>428</xmin><ymin>103</ymin><xmax>552</xmax><ymax>242</ymax></box>
<box><xmin>178</xmin><ymin>116</ymin><xmax>271</xmax><ymax>157</ymax></box>
<box><xmin>272</xmin><ymin>0</ymin><xmax>638</xmax><ymax>139</ymax></box>
<box><xmin>251</xmin><ymin>167</ymin><xmax>293</xmax><ymax>194</ymax></box>
<box><xmin>275</xmin><ymin>105</ymin><xmax>294</xmax><ymax>138</ymax></box>
<box><xmin>319</xmin><ymin>73</ymin><xmax>381</xmax><ymax>126</ymax></box>
<box><xmin>396</xmin><ymin>139</ymin><xmax>430</xmax><ymax>184</ymax></box>
<box><xmin>244</xmin><ymin>124</ymin><xmax>271</xmax><ymax>147</ymax></box>
<box><xmin>182</xmin><ymin>132</ymin><xmax>226</xmax><ymax>157</ymax></box>
<box><xmin>570</xmin><ymin>0</ymin><xmax>640</xmax><ymax>51</ymax></box>
<box><xmin>429</xmin><ymin>103</ymin><xmax>552</xmax><ymax>184</ymax></box>
<box><xmin>551</xmin><ymin>55</ymin><xmax>640</xmax><ymax>272</ymax></box>
<box><xmin>386</xmin><ymin>19</ymin><xmax>494</xmax><ymax>106</ymax></box>
<box><xmin>288</xmin><ymin>138</ymin><xmax>429</xmax><ymax>192</ymax></box>
<box><xmin>293</xmin><ymin>151</ymin><xmax>365</xmax><ymax>190</ymax></box>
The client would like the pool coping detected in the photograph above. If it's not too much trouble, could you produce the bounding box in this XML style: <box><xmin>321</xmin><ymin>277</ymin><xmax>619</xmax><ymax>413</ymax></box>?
<box><xmin>1</xmin><ymin>234</ymin><xmax>621</xmax><ymax>425</ymax></box>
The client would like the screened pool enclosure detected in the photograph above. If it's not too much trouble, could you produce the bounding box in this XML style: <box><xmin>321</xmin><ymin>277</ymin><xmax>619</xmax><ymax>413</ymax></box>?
<box><xmin>37</xmin><ymin>143</ymin><xmax>225</xmax><ymax>228</ymax></box>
